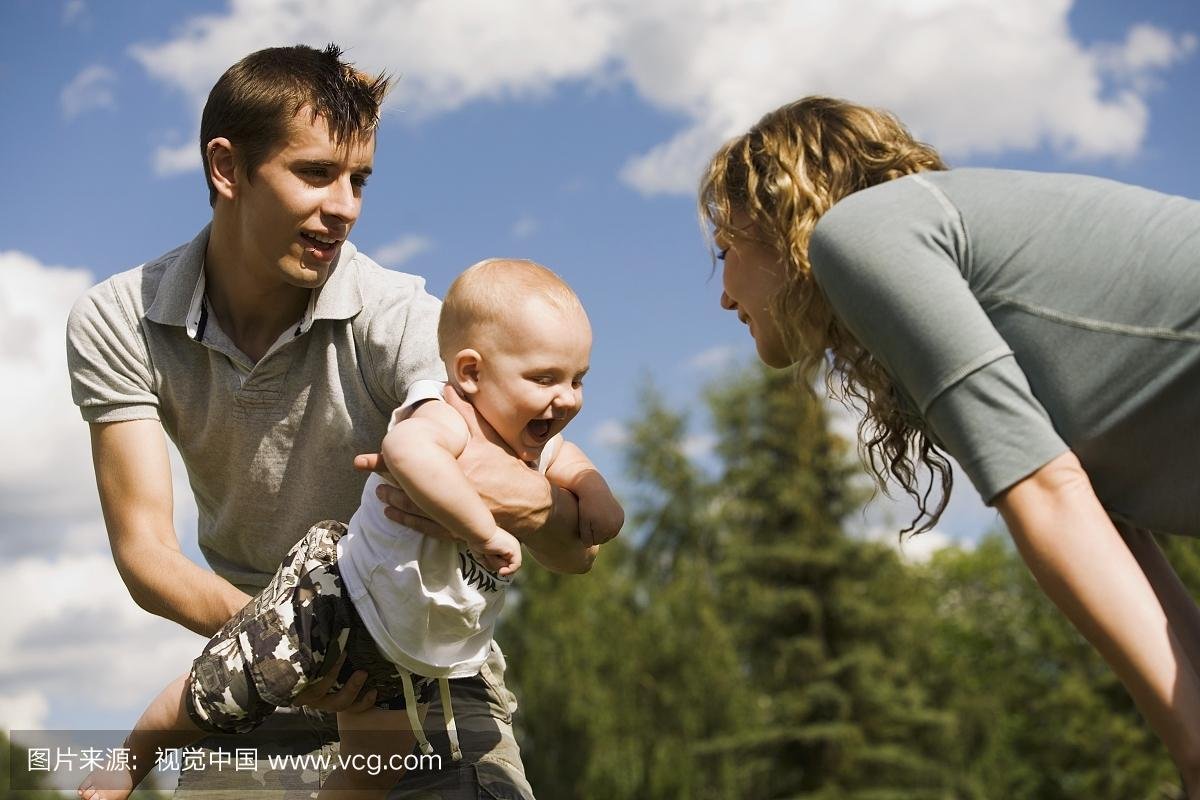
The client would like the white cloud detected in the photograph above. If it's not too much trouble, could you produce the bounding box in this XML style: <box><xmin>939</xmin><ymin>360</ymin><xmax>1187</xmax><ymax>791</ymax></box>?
<box><xmin>1094</xmin><ymin>23</ymin><xmax>1199</xmax><ymax>93</ymax></box>
<box><xmin>373</xmin><ymin>234</ymin><xmax>434</xmax><ymax>267</ymax></box>
<box><xmin>511</xmin><ymin>215</ymin><xmax>539</xmax><ymax>240</ymax></box>
<box><xmin>128</xmin><ymin>0</ymin><xmax>1195</xmax><ymax>191</ymax></box>
<box><xmin>60</xmin><ymin>65</ymin><xmax>116</xmax><ymax>119</ymax></box>
<box><xmin>0</xmin><ymin>252</ymin><xmax>202</xmax><ymax>730</ymax></box>
<box><xmin>153</xmin><ymin>142</ymin><xmax>200</xmax><ymax>177</ymax></box>
<box><xmin>62</xmin><ymin>0</ymin><xmax>87</xmax><ymax>27</ymax></box>
<box><xmin>0</xmin><ymin>554</ymin><xmax>203</xmax><ymax>721</ymax></box>
<box><xmin>592</xmin><ymin>419</ymin><xmax>629</xmax><ymax>448</ymax></box>
<box><xmin>0</xmin><ymin>690</ymin><xmax>48</xmax><ymax>731</ymax></box>
<box><xmin>681</xmin><ymin>433</ymin><xmax>715</xmax><ymax>461</ymax></box>
<box><xmin>861</xmin><ymin>526</ymin><xmax>963</xmax><ymax>564</ymax></box>
<box><xmin>0</xmin><ymin>254</ymin><xmax>199</xmax><ymax>542</ymax></box>
<box><xmin>1106</xmin><ymin>24</ymin><xmax>1198</xmax><ymax>74</ymax></box>
<box><xmin>687</xmin><ymin>345</ymin><xmax>740</xmax><ymax>372</ymax></box>
<box><xmin>0</xmin><ymin>252</ymin><xmax>95</xmax><ymax>514</ymax></box>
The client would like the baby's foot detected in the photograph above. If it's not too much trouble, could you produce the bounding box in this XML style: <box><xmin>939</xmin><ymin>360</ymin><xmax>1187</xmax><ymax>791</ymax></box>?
<box><xmin>78</xmin><ymin>766</ymin><xmax>133</xmax><ymax>800</ymax></box>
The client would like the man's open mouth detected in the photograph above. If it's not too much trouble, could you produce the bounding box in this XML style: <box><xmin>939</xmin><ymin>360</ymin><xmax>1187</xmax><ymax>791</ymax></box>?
<box><xmin>300</xmin><ymin>232</ymin><xmax>341</xmax><ymax>260</ymax></box>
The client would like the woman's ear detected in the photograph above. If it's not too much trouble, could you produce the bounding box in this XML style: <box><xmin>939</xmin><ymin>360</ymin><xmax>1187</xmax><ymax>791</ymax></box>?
<box><xmin>453</xmin><ymin>349</ymin><xmax>482</xmax><ymax>395</ymax></box>
<box><xmin>207</xmin><ymin>137</ymin><xmax>238</xmax><ymax>202</ymax></box>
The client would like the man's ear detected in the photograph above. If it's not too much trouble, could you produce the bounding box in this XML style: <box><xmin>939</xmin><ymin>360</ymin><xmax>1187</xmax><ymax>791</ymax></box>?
<box><xmin>207</xmin><ymin>137</ymin><xmax>238</xmax><ymax>202</ymax></box>
<box><xmin>453</xmin><ymin>349</ymin><xmax>482</xmax><ymax>395</ymax></box>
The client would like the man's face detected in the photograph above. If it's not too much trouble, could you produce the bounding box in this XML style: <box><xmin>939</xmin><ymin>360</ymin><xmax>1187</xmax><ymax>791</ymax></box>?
<box><xmin>466</xmin><ymin>300</ymin><xmax>592</xmax><ymax>464</ymax></box>
<box><xmin>232</xmin><ymin>110</ymin><xmax>375</xmax><ymax>289</ymax></box>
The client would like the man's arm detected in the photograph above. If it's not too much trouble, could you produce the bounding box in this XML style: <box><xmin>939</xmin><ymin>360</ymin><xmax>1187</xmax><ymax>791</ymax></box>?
<box><xmin>995</xmin><ymin>451</ymin><xmax>1200</xmax><ymax>791</ymax></box>
<box><xmin>93</xmin><ymin>419</ymin><xmax>378</xmax><ymax>712</ymax></box>
<box><xmin>89</xmin><ymin>420</ymin><xmax>249</xmax><ymax>637</ymax></box>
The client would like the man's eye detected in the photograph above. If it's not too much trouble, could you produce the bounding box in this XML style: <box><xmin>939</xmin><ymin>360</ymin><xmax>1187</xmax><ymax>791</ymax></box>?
<box><xmin>530</xmin><ymin>376</ymin><xmax>553</xmax><ymax>386</ymax></box>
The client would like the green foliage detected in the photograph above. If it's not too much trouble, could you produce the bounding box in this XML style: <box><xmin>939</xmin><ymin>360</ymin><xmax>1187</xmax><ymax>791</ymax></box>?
<box><xmin>915</xmin><ymin>535</ymin><xmax>1180</xmax><ymax>799</ymax></box>
<box><xmin>0</xmin><ymin>729</ymin><xmax>172</xmax><ymax>799</ymax></box>
<box><xmin>501</xmin><ymin>362</ymin><xmax>1191</xmax><ymax>799</ymax></box>
<box><xmin>1</xmin><ymin>730</ymin><xmax>60</xmax><ymax>799</ymax></box>
<box><xmin>702</xmin><ymin>367</ymin><xmax>954</xmax><ymax>799</ymax></box>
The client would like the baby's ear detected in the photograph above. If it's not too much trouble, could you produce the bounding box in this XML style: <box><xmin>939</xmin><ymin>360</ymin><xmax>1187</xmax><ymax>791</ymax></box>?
<box><xmin>453</xmin><ymin>349</ymin><xmax>482</xmax><ymax>395</ymax></box>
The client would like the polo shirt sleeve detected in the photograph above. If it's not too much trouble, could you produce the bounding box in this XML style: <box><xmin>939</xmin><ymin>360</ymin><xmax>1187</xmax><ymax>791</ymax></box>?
<box><xmin>65</xmin><ymin>280</ymin><xmax>160</xmax><ymax>423</ymax></box>
<box><xmin>808</xmin><ymin>177</ymin><xmax>1067</xmax><ymax>502</ymax></box>
<box><xmin>359</xmin><ymin>273</ymin><xmax>448</xmax><ymax>412</ymax></box>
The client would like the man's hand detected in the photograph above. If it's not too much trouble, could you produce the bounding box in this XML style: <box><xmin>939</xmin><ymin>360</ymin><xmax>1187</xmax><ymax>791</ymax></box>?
<box><xmin>354</xmin><ymin>385</ymin><xmax>555</xmax><ymax>540</ymax></box>
<box><xmin>292</xmin><ymin>652</ymin><xmax>378</xmax><ymax>714</ymax></box>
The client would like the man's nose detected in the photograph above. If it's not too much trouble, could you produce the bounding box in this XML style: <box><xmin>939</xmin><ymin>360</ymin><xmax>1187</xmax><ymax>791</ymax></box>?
<box><xmin>323</xmin><ymin>176</ymin><xmax>360</xmax><ymax>223</ymax></box>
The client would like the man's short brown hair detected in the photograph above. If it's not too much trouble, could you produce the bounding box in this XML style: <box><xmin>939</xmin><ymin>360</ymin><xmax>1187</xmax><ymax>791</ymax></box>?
<box><xmin>200</xmin><ymin>44</ymin><xmax>391</xmax><ymax>206</ymax></box>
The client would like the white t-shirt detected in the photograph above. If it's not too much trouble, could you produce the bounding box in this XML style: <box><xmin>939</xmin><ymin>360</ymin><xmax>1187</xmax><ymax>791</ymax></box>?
<box><xmin>338</xmin><ymin>383</ymin><xmax>561</xmax><ymax>678</ymax></box>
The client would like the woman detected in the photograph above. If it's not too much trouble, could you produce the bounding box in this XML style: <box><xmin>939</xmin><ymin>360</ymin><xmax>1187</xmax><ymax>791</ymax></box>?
<box><xmin>699</xmin><ymin>96</ymin><xmax>1200</xmax><ymax>789</ymax></box>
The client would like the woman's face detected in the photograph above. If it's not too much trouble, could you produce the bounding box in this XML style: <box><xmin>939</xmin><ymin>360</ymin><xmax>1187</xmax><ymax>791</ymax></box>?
<box><xmin>716</xmin><ymin>216</ymin><xmax>793</xmax><ymax>368</ymax></box>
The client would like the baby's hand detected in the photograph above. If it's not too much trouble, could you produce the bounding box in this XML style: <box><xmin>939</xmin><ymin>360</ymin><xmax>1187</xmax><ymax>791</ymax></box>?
<box><xmin>579</xmin><ymin>494</ymin><xmax>624</xmax><ymax>547</ymax></box>
<box><xmin>473</xmin><ymin>528</ymin><xmax>523</xmax><ymax>577</ymax></box>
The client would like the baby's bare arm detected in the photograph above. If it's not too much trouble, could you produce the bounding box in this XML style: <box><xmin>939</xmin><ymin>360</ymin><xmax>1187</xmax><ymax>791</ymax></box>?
<box><xmin>545</xmin><ymin>441</ymin><xmax>624</xmax><ymax>547</ymax></box>
<box><xmin>383</xmin><ymin>402</ymin><xmax>521</xmax><ymax>574</ymax></box>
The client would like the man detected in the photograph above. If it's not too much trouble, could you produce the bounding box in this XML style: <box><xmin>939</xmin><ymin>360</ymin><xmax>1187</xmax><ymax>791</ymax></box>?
<box><xmin>67</xmin><ymin>43</ymin><xmax>592</xmax><ymax>799</ymax></box>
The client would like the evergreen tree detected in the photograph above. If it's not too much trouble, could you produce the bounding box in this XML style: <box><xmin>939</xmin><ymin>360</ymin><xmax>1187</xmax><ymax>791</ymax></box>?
<box><xmin>705</xmin><ymin>365</ymin><xmax>954</xmax><ymax>799</ymax></box>
<box><xmin>917</xmin><ymin>534</ymin><xmax>1180</xmax><ymax>800</ymax></box>
<box><xmin>500</xmin><ymin>385</ymin><xmax>754</xmax><ymax>799</ymax></box>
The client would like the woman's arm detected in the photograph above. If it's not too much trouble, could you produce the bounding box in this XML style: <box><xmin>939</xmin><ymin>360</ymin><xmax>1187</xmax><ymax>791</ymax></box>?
<box><xmin>995</xmin><ymin>451</ymin><xmax>1200</xmax><ymax>790</ymax></box>
<box><xmin>1113</xmin><ymin>522</ymin><xmax>1200</xmax><ymax>698</ymax></box>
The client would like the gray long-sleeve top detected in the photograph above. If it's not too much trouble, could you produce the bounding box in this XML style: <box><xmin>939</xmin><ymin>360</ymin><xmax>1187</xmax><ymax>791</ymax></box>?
<box><xmin>808</xmin><ymin>168</ymin><xmax>1200</xmax><ymax>536</ymax></box>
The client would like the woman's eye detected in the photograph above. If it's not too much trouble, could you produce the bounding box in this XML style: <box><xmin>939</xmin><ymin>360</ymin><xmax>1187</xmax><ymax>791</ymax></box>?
<box><xmin>716</xmin><ymin>247</ymin><xmax>729</xmax><ymax>261</ymax></box>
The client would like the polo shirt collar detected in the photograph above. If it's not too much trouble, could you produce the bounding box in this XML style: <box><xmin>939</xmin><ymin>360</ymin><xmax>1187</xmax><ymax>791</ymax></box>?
<box><xmin>312</xmin><ymin>239</ymin><xmax>364</xmax><ymax>321</ymax></box>
<box><xmin>145</xmin><ymin>224</ymin><xmax>209</xmax><ymax>327</ymax></box>
<box><xmin>144</xmin><ymin>225</ymin><xmax>365</xmax><ymax>329</ymax></box>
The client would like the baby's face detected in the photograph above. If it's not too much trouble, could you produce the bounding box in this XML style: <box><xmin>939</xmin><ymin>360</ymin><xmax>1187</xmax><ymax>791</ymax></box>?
<box><xmin>471</xmin><ymin>302</ymin><xmax>592</xmax><ymax>463</ymax></box>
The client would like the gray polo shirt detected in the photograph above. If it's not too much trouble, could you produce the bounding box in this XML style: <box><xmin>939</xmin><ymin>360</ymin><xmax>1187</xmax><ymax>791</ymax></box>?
<box><xmin>67</xmin><ymin>225</ymin><xmax>446</xmax><ymax>592</ymax></box>
<box><xmin>809</xmin><ymin>168</ymin><xmax>1200</xmax><ymax>536</ymax></box>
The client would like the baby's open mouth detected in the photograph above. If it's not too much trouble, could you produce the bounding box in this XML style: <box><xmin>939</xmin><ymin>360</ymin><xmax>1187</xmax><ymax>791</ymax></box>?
<box><xmin>525</xmin><ymin>419</ymin><xmax>553</xmax><ymax>444</ymax></box>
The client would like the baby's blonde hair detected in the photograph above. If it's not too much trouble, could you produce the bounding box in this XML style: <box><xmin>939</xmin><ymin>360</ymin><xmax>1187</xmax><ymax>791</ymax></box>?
<box><xmin>438</xmin><ymin>258</ymin><xmax>584</xmax><ymax>360</ymax></box>
<box><xmin>698</xmin><ymin>96</ymin><xmax>950</xmax><ymax>535</ymax></box>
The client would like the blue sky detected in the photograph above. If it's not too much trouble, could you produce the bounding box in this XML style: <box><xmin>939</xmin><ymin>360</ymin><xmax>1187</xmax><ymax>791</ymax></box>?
<box><xmin>2</xmin><ymin>0</ymin><xmax>1198</xmax><ymax>737</ymax></box>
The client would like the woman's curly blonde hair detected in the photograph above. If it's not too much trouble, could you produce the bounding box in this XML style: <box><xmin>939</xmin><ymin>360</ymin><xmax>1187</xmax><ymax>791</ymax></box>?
<box><xmin>699</xmin><ymin>96</ymin><xmax>951</xmax><ymax>534</ymax></box>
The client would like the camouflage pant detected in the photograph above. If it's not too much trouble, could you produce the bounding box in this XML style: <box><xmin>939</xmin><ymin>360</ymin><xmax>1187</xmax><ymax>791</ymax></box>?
<box><xmin>185</xmin><ymin>520</ymin><xmax>437</xmax><ymax>734</ymax></box>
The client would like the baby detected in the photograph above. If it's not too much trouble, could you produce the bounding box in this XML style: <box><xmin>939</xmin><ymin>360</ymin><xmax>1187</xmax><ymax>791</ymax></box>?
<box><xmin>80</xmin><ymin>258</ymin><xmax>623</xmax><ymax>799</ymax></box>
